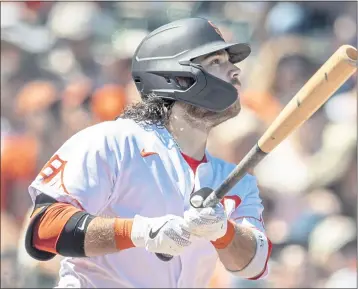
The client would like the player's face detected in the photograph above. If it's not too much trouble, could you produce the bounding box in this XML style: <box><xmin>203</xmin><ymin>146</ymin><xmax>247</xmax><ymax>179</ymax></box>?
<box><xmin>198</xmin><ymin>50</ymin><xmax>242</xmax><ymax>94</ymax></box>
<box><xmin>179</xmin><ymin>50</ymin><xmax>242</xmax><ymax>129</ymax></box>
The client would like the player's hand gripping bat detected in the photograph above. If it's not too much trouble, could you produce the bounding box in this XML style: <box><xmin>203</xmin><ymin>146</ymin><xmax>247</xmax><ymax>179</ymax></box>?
<box><xmin>156</xmin><ymin>44</ymin><xmax>357</xmax><ymax>262</ymax></box>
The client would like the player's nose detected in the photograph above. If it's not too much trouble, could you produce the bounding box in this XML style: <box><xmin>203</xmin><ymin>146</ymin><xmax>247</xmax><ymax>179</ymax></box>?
<box><xmin>229</xmin><ymin>66</ymin><xmax>241</xmax><ymax>80</ymax></box>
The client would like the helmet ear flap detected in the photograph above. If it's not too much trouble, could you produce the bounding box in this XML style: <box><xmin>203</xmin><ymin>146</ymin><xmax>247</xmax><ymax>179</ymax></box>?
<box><xmin>174</xmin><ymin>77</ymin><xmax>195</xmax><ymax>89</ymax></box>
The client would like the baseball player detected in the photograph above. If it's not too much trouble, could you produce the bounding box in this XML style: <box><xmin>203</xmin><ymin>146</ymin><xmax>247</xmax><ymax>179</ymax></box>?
<box><xmin>25</xmin><ymin>18</ymin><xmax>272</xmax><ymax>288</ymax></box>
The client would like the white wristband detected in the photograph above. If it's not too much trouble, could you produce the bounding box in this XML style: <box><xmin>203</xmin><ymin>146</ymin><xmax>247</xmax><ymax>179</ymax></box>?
<box><xmin>131</xmin><ymin>215</ymin><xmax>149</xmax><ymax>247</ymax></box>
<box><xmin>227</xmin><ymin>228</ymin><xmax>269</xmax><ymax>279</ymax></box>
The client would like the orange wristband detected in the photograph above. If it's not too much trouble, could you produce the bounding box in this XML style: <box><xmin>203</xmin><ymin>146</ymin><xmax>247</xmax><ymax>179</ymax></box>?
<box><xmin>211</xmin><ymin>220</ymin><xmax>235</xmax><ymax>249</ymax></box>
<box><xmin>114</xmin><ymin>218</ymin><xmax>135</xmax><ymax>251</ymax></box>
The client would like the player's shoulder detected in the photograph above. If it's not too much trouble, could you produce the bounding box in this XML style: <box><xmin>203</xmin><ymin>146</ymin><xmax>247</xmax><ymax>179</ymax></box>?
<box><xmin>208</xmin><ymin>152</ymin><xmax>258</xmax><ymax>192</ymax></box>
<box><xmin>72</xmin><ymin>118</ymin><xmax>155</xmax><ymax>141</ymax></box>
<box><xmin>63</xmin><ymin>119</ymin><xmax>162</xmax><ymax>155</ymax></box>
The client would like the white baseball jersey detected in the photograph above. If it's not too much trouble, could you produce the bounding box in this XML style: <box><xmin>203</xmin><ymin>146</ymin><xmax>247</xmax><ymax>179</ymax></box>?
<box><xmin>28</xmin><ymin>118</ymin><xmax>267</xmax><ymax>288</ymax></box>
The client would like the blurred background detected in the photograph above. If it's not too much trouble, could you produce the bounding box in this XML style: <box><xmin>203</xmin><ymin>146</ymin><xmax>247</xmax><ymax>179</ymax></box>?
<box><xmin>1</xmin><ymin>1</ymin><xmax>357</xmax><ymax>288</ymax></box>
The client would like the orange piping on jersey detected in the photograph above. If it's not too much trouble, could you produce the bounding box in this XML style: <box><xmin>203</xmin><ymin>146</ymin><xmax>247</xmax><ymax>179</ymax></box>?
<box><xmin>33</xmin><ymin>203</ymin><xmax>82</xmax><ymax>254</ymax></box>
<box><xmin>70</xmin><ymin>199</ymin><xmax>85</xmax><ymax>211</ymax></box>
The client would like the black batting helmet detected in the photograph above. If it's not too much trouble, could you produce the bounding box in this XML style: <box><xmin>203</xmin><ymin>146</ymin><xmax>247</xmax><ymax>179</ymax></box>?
<box><xmin>131</xmin><ymin>17</ymin><xmax>251</xmax><ymax>112</ymax></box>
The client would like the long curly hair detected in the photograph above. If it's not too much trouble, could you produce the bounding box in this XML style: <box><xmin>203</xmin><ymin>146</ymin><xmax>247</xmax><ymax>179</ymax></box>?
<box><xmin>118</xmin><ymin>94</ymin><xmax>175</xmax><ymax>128</ymax></box>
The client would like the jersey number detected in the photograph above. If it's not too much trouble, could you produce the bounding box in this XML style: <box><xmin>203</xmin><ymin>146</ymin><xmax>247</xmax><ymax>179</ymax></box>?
<box><xmin>39</xmin><ymin>154</ymin><xmax>67</xmax><ymax>185</ymax></box>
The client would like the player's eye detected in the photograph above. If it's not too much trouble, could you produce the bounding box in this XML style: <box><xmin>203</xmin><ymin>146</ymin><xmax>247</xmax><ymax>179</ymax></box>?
<box><xmin>209</xmin><ymin>58</ymin><xmax>221</xmax><ymax>66</ymax></box>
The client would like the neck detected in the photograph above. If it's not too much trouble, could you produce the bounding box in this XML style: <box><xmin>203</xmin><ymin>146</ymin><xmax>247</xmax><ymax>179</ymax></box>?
<box><xmin>166</xmin><ymin>105</ymin><xmax>209</xmax><ymax>161</ymax></box>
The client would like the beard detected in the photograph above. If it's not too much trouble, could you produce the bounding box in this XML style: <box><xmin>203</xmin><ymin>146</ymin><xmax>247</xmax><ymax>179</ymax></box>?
<box><xmin>178</xmin><ymin>95</ymin><xmax>241</xmax><ymax>130</ymax></box>
<box><xmin>172</xmin><ymin>78</ymin><xmax>242</xmax><ymax>130</ymax></box>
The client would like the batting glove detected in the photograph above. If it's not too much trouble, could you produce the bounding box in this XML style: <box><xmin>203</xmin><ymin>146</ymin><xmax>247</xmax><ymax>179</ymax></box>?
<box><xmin>184</xmin><ymin>203</ymin><xmax>228</xmax><ymax>242</ymax></box>
<box><xmin>131</xmin><ymin>214</ymin><xmax>193</xmax><ymax>256</ymax></box>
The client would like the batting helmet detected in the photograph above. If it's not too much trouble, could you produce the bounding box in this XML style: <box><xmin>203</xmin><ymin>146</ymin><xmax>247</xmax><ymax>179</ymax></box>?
<box><xmin>131</xmin><ymin>18</ymin><xmax>251</xmax><ymax>112</ymax></box>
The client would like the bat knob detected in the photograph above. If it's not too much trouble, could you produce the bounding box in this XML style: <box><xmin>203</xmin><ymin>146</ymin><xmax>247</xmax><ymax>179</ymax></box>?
<box><xmin>190</xmin><ymin>195</ymin><xmax>204</xmax><ymax>208</ymax></box>
<box><xmin>156</xmin><ymin>253</ymin><xmax>173</xmax><ymax>261</ymax></box>
<box><xmin>190</xmin><ymin>187</ymin><xmax>214</xmax><ymax>208</ymax></box>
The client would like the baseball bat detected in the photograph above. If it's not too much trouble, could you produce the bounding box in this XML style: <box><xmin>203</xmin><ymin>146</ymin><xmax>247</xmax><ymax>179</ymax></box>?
<box><xmin>191</xmin><ymin>44</ymin><xmax>357</xmax><ymax>209</ymax></box>
<box><xmin>157</xmin><ymin>44</ymin><xmax>357</xmax><ymax>262</ymax></box>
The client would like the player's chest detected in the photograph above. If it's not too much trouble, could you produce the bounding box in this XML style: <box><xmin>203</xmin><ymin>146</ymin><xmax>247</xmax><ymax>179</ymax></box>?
<box><xmin>105</xmin><ymin>145</ymin><xmax>221</xmax><ymax>218</ymax></box>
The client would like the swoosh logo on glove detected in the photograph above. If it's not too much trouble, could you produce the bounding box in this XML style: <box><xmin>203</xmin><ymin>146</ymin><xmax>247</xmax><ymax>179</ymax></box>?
<box><xmin>149</xmin><ymin>221</ymin><xmax>168</xmax><ymax>239</ymax></box>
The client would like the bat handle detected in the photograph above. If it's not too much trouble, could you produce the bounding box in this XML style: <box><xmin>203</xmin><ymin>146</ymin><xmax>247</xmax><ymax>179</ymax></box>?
<box><xmin>202</xmin><ymin>144</ymin><xmax>268</xmax><ymax>208</ymax></box>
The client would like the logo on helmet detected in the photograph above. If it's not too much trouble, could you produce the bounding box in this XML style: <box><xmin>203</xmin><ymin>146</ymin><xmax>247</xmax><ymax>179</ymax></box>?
<box><xmin>208</xmin><ymin>21</ymin><xmax>224</xmax><ymax>40</ymax></box>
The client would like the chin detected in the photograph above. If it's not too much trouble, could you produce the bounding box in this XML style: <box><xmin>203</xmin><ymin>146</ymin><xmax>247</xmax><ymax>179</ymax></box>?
<box><xmin>182</xmin><ymin>97</ymin><xmax>241</xmax><ymax>129</ymax></box>
<box><xmin>205</xmin><ymin>99</ymin><xmax>241</xmax><ymax>127</ymax></box>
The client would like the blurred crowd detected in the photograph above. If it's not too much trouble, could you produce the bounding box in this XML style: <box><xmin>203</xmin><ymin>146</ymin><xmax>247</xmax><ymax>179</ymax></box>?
<box><xmin>1</xmin><ymin>1</ymin><xmax>357</xmax><ymax>288</ymax></box>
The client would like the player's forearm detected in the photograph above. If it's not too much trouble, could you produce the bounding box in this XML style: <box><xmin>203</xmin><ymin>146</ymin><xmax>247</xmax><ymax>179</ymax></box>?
<box><xmin>85</xmin><ymin>217</ymin><xmax>135</xmax><ymax>257</ymax></box>
<box><xmin>84</xmin><ymin>217</ymin><xmax>118</xmax><ymax>256</ymax></box>
<box><xmin>30</xmin><ymin>201</ymin><xmax>193</xmax><ymax>260</ymax></box>
<box><xmin>214</xmin><ymin>223</ymin><xmax>256</xmax><ymax>271</ymax></box>
<box><xmin>212</xmin><ymin>221</ymin><xmax>272</xmax><ymax>279</ymax></box>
